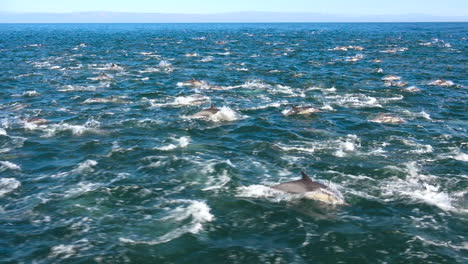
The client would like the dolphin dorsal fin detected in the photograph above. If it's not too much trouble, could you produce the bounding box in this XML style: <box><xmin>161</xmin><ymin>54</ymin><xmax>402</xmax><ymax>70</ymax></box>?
<box><xmin>301</xmin><ymin>171</ymin><xmax>313</xmax><ymax>183</ymax></box>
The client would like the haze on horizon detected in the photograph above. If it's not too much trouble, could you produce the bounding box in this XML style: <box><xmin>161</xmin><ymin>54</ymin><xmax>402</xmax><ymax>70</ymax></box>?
<box><xmin>2</xmin><ymin>0</ymin><xmax>467</xmax><ymax>16</ymax></box>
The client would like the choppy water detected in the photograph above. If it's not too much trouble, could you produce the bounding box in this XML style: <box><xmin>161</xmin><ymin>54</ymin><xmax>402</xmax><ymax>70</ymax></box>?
<box><xmin>0</xmin><ymin>23</ymin><xmax>467</xmax><ymax>263</ymax></box>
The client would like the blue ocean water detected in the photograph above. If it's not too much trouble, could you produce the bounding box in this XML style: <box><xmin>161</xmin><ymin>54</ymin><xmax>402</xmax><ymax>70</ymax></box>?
<box><xmin>0</xmin><ymin>23</ymin><xmax>467</xmax><ymax>263</ymax></box>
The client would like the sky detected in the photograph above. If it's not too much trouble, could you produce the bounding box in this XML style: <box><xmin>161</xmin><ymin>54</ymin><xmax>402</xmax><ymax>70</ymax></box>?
<box><xmin>1</xmin><ymin>0</ymin><xmax>467</xmax><ymax>16</ymax></box>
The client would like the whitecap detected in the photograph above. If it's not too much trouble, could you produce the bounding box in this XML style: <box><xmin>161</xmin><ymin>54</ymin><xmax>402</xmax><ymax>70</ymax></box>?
<box><xmin>238</xmin><ymin>79</ymin><xmax>271</xmax><ymax>89</ymax></box>
<box><xmin>334</xmin><ymin>135</ymin><xmax>360</xmax><ymax>157</ymax></box>
<box><xmin>276</xmin><ymin>143</ymin><xmax>316</xmax><ymax>153</ymax></box>
<box><xmin>13</xmin><ymin>90</ymin><xmax>40</xmax><ymax>97</ymax></box>
<box><xmin>200</xmin><ymin>56</ymin><xmax>214</xmax><ymax>62</ymax></box>
<box><xmin>71</xmin><ymin>160</ymin><xmax>98</xmax><ymax>174</ymax></box>
<box><xmin>25</xmin><ymin>118</ymin><xmax>101</xmax><ymax>137</ymax></box>
<box><xmin>172</xmin><ymin>95</ymin><xmax>209</xmax><ymax>106</ymax></box>
<box><xmin>119</xmin><ymin>200</ymin><xmax>214</xmax><ymax>245</ymax></box>
<box><xmin>48</xmin><ymin>239</ymin><xmax>91</xmax><ymax>260</ymax></box>
<box><xmin>0</xmin><ymin>161</ymin><xmax>21</xmax><ymax>171</ymax></box>
<box><xmin>381</xmin><ymin>162</ymin><xmax>461</xmax><ymax>212</ymax></box>
<box><xmin>0</xmin><ymin>178</ymin><xmax>21</xmax><ymax>197</ymax></box>
<box><xmin>58</xmin><ymin>82</ymin><xmax>110</xmax><ymax>92</ymax></box>
<box><xmin>65</xmin><ymin>182</ymin><xmax>99</xmax><ymax>197</ymax></box>
<box><xmin>155</xmin><ymin>136</ymin><xmax>190</xmax><ymax>151</ymax></box>
<box><xmin>158</xmin><ymin>60</ymin><xmax>172</xmax><ymax>68</ymax></box>
<box><xmin>345</xmin><ymin>53</ymin><xmax>364</xmax><ymax>62</ymax></box>
<box><xmin>236</xmin><ymin>184</ymin><xmax>295</xmax><ymax>202</ymax></box>
<box><xmin>326</xmin><ymin>94</ymin><xmax>382</xmax><ymax>108</ymax></box>
<box><xmin>207</xmin><ymin>106</ymin><xmax>240</xmax><ymax>122</ymax></box>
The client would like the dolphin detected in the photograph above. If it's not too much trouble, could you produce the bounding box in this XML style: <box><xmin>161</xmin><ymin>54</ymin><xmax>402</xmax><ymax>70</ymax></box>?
<box><xmin>272</xmin><ymin>171</ymin><xmax>346</xmax><ymax>205</ymax></box>
<box><xmin>181</xmin><ymin>78</ymin><xmax>205</xmax><ymax>87</ymax></box>
<box><xmin>191</xmin><ymin>104</ymin><xmax>220</xmax><ymax>118</ymax></box>
<box><xmin>370</xmin><ymin>113</ymin><xmax>405</xmax><ymax>124</ymax></box>
<box><xmin>283</xmin><ymin>105</ymin><xmax>320</xmax><ymax>116</ymax></box>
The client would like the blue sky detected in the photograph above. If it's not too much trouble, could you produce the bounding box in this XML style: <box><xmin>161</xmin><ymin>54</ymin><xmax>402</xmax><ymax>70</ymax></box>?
<box><xmin>1</xmin><ymin>0</ymin><xmax>467</xmax><ymax>16</ymax></box>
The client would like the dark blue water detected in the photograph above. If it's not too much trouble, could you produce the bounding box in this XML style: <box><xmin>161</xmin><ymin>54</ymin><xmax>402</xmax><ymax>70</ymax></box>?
<box><xmin>0</xmin><ymin>23</ymin><xmax>467</xmax><ymax>263</ymax></box>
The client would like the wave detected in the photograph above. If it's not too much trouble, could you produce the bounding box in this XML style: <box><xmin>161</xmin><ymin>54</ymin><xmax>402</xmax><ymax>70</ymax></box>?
<box><xmin>119</xmin><ymin>199</ymin><xmax>214</xmax><ymax>245</ymax></box>
<box><xmin>155</xmin><ymin>136</ymin><xmax>191</xmax><ymax>151</ymax></box>
<box><xmin>381</xmin><ymin>162</ymin><xmax>465</xmax><ymax>213</ymax></box>
<box><xmin>24</xmin><ymin>118</ymin><xmax>102</xmax><ymax>137</ymax></box>
<box><xmin>0</xmin><ymin>178</ymin><xmax>21</xmax><ymax>197</ymax></box>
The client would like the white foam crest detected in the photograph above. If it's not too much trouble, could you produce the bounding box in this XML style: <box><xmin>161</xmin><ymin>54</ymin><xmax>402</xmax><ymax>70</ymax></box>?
<box><xmin>334</xmin><ymin>134</ymin><xmax>360</xmax><ymax>157</ymax></box>
<box><xmin>380</xmin><ymin>47</ymin><xmax>408</xmax><ymax>53</ymax></box>
<box><xmin>72</xmin><ymin>43</ymin><xmax>86</xmax><ymax>50</ymax></box>
<box><xmin>13</xmin><ymin>90</ymin><xmax>40</xmax><ymax>97</ymax></box>
<box><xmin>321</xmin><ymin>104</ymin><xmax>335</xmax><ymax>111</ymax></box>
<box><xmin>184</xmin><ymin>53</ymin><xmax>199</xmax><ymax>57</ymax></box>
<box><xmin>445</xmin><ymin>149</ymin><xmax>468</xmax><ymax>162</ymax></box>
<box><xmin>58</xmin><ymin>82</ymin><xmax>110</xmax><ymax>92</ymax></box>
<box><xmin>48</xmin><ymin>239</ymin><xmax>91</xmax><ymax>260</ymax></box>
<box><xmin>88</xmin><ymin>73</ymin><xmax>114</xmax><ymax>81</ymax></box>
<box><xmin>83</xmin><ymin>96</ymin><xmax>126</xmax><ymax>104</ymax></box>
<box><xmin>345</xmin><ymin>53</ymin><xmax>364</xmax><ymax>62</ymax></box>
<box><xmin>276</xmin><ymin>143</ymin><xmax>316</xmax><ymax>153</ymax></box>
<box><xmin>208</xmin><ymin>106</ymin><xmax>241</xmax><ymax>122</ymax></box>
<box><xmin>25</xmin><ymin>44</ymin><xmax>42</xmax><ymax>47</ymax></box>
<box><xmin>326</xmin><ymin>94</ymin><xmax>382</xmax><ymax>108</ymax></box>
<box><xmin>401</xmin><ymin>110</ymin><xmax>431</xmax><ymax>120</ymax></box>
<box><xmin>158</xmin><ymin>60</ymin><xmax>172</xmax><ymax>68</ymax></box>
<box><xmin>65</xmin><ymin>182</ymin><xmax>100</xmax><ymax>197</ymax></box>
<box><xmin>0</xmin><ymin>161</ymin><xmax>21</xmax><ymax>171</ymax></box>
<box><xmin>329</xmin><ymin>45</ymin><xmax>364</xmax><ymax>51</ymax></box>
<box><xmin>401</xmin><ymin>139</ymin><xmax>433</xmax><ymax>154</ymax></box>
<box><xmin>453</xmin><ymin>152</ymin><xmax>468</xmax><ymax>162</ymax></box>
<box><xmin>93</xmin><ymin>63</ymin><xmax>124</xmax><ymax>71</ymax></box>
<box><xmin>0</xmin><ymin>128</ymin><xmax>7</xmax><ymax>136</ymax></box>
<box><xmin>138</xmin><ymin>67</ymin><xmax>162</xmax><ymax>73</ymax></box>
<box><xmin>202</xmin><ymin>168</ymin><xmax>231</xmax><ymax>191</ymax></box>
<box><xmin>30</xmin><ymin>61</ymin><xmax>52</xmax><ymax>68</ymax></box>
<box><xmin>382</xmin><ymin>75</ymin><xmax>401</xmax><ymax>81</ymax></box>
<box><xmin>71</xmin><ymin>160</ymin><xmax>98</xmax><ymax>174</ymax></box>
<box><xmin>200</xmin><ymin>56</ymin><xmax>214</xmax><ymax>62</ymax></box>
<box><xmin>238</xmin><ymin>79</ymin><xmax>272</xmax><ymax>89</ymax></box>
<box><xmin>25</xmin><ymin>118</ymin><xmax>101</xmax><ymax>137</ymax></box>
<box><xmin>411</xmin><ymin>235</ymin><xmax>468</xmax><ymax>252</ymax></box>
<box><xmin>172</xmin><ymin>95</ymin><xmax>209</xmax><ymax>106</ymax></box>
<box><xmin>208</xmin><ymin>106</ymin><xmax>239</xmax><ymax>122</ymax></box>
<box><xmin>120</xmin><ymin>199</ymin><xmax>214</xmax><ymax>245</ymax></box>
<box><xmin>236</xmin><ymin>184</ymin><xmax>296</xmax><ymax>202</ymax></box>
<box><xmin>246</xmin><ymin>101</ymin><xmax>287</xmax><ymax>110</ymax></box>
<box><xmin>403</xmin><ymin>86</ymin><xmax>421</xmax><ymax>93</ymax></box>
<box><xmin>270</xmin><ymin>84</ymin><xmax>303</xmax><ymax>97</ymax></box>
<box><xmin>0</xmin><ymin>178</ymin><xmax>21</xmax><ymax>197</ymax></box>
<box><xmin>381</xmin><ymin>162</ymin><xmax>461</xmax><ymax>212</ymax></box>
<box><xmin>155</xmin><ymin>136</ymin><xmax>191</xmax><ymax>151</ymax></box>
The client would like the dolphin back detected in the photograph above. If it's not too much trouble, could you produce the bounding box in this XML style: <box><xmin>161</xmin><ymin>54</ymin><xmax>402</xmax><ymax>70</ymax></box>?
<box><xmin>272</xmin><ymin>171</ymin><xmax>327</xmax><ymax>193</ymax></box>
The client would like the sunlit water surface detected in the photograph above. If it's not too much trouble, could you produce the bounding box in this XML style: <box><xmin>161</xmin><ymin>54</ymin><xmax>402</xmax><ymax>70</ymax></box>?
<box><xmin>0</xmin><ymin>23</ymin><xmax>467</xmax><ymax>263</ymax></box>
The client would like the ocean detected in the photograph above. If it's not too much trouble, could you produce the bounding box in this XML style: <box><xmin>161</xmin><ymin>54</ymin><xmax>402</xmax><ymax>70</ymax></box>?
<box><xmin>0</xmin><ymin>23</ymin><xmax>467</xmax><ymax>263</ymax></box>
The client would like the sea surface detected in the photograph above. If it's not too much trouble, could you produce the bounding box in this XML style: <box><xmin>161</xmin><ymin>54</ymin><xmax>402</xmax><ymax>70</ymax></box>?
<box><xmin>0</xmin><ymin>23</ymin><xmax>467</xmax><ymax>263</ymax></box>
